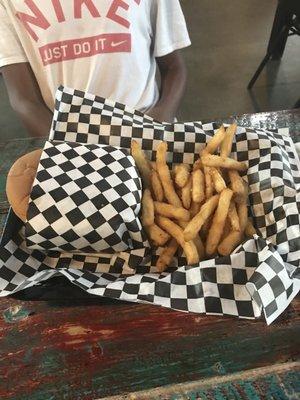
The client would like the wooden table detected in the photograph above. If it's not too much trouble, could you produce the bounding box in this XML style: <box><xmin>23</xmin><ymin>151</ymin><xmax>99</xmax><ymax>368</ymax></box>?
<box><xmin>0</xmin><ymin>109</ymin><xmax>299</xmax><ymax>400</ymax></box>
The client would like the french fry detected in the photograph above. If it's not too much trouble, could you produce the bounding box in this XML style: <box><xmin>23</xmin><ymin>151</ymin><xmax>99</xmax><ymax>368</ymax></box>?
<box><xmin>131</xmin><ymin>140</ymin><xmax>151</xmax><ymax>188</ymax></box>
<box><xmin>149</xmin><ymin>161</ymin><xmax>157</xmax><ymax>171</ymax></box>
<box><xmin>156</xmin><ymin>142</ymin><xmax>182</xmax><ymax>207</ymax></box>
<box><xmin>190</xmin><ymin>200</ymin><xmax>201</xmax><ymax>218</ymax></box>
<box><xmin>174</xmin><ymin>164</ymin><xmax>190</xmax><ymax>188</ymax></box>
<box><xmin>157</xmin><ymin>216</ymin><xmax>199</xmax><ymax>265</ymax></box>
<box><xmin>202</xmin><ymin>125</ymin><xmax>226</xmax><ymax>155</ymax></box>
<box><xmin>228</xmin><ymin>201</ymin><xmax>240</xmax><ymax>231</ymax></box>
<box><xmin>156</xmin><ymin>239</ymin><xmax>179</xmax><ymax>272</ymax></box>
<box><xmin>237</xmin><ymin>201</ymin><xmax>248</xmax><ymax>233</ymax></box>
<box><xmin>202</xmin><ymin>154</ymin><xmax>247</xmax><ymax>172</ymax></box>
<box><xmin>210</xmin><ymin>167</ymin><xmax>227</xmax><ymax>193</ymax></box>
<box><xmin>200</xmin><ymin>214</ymin><xmax>213</xmax><ymax>241</ymax></box>
<box><xmin>178</xmin><ymin>221</ymin><xmax>205</xmax><ymax>261</ymax></box>
<box><xmin>228</xmin><ymin>170</ymin><xmax>245</xmax><ymax>196</ymax></box>
<box><xmin>176</xmin><ymin>186</ymin><xmax>182</xmax><ymax>200</ymax></box>
<box><xmin>184</xmin><ymin>194</ymin><xmax>220</xmax><ymax>241</ymax></box>
<box><xmin>182</xmin><ymin>176</ymin><xmax>192</xmax><ymax>209</ymax></box>
<box><xmin>170</xmin><ymin>167</ymin><xmax>176</xmax><ymax>180</ymax></box>
<box><xmin>243</xmin><ymin>179</ymin><xmax>249</xmax><ymax>195</ymax></box>
<box><xmin>178</xmin><ymin>220</ymin><xmax>187</xmax><ymax>231</ymax></box>
<box><xmin>206</xmin><ymin>188</ymin><xmax>233</xmax><ymax>256</ymax></box>
<box><xmin>193</xmin><ymin>235</ymin><xmax>205</xmax><ymax>261</ymax></box>
<box><xmin>234</xmin><ymin>179</ymin><xmax>248</xmax><ymax>205</ymax></box>
<box><xmin>222</xmin><ymin>169</ymin><xmax>230</xmax><ymax>185</ymax></box>
<box><xmin>192</xmin><ymin>169</ymin><xmax>205</xmax><ymax>203</ymax></box>
<box><xmin>193</xmin><ymin>158</ymin><xmax>203</xmax><ymax>171</ymax></box>
<box><xmin>146</xmin><ymin>224</ymin><xmax>170</xmax><ymax>247</ymax></box>
<box><xmin>150</xmin><ymin>170</ymin><xmax>164</xmax><ymax>202</ymax></box>
<box><xmin>154</xmin><ymin>202</ymin><xmax>190</xmax><ymax>222</ymax></box>
<box><xmin>245</xmin><ymin>219</ymin><xmax>257</xmax><ymax>237</ymax></box>
<box><xmin>221</xmin><ymin>217</ymin><xmax>232</xmax><ymax>242</ymax></box>
<box><xmin>141</xmin><ymin>189</ymin><xmax>154</xmax><ymax>227</ymax></box>
<box><xmin>204</xmin><ymin>166</ymin><xmax>214</xmax><ymax>199</ymax></box>
<box><xmin>220</xmin><ymin>123</ymin><xmax>237</xmax><ymax>158</ymax></box>
<box><xmin>218</xmin><ymin>231</ymin><xmax>242</xmax><ymax>256</ymax></box>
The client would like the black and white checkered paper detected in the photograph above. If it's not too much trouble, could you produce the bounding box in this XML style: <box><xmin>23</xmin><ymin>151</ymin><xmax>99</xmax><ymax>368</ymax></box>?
<box><xmin>0</xmin><ymin>86</ymin><xmax>299</xmax><ymax>324</ymax></box>
<box><xmin>25</xmin><ymin>140</ymin><xmax>148</xmax><ymax>253</ymax></box>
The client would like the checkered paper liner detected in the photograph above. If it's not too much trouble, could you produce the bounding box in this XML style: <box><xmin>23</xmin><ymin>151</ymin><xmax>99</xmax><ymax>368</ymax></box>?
<box><xmin>25</xmin><ymin>141</ymin><xmax>148</xmax><ymax>253</ymax></box>
<box><xmin>0</xmin><ymin>86</ymin><xmax>299</xmax><ymax>324</ymax></box>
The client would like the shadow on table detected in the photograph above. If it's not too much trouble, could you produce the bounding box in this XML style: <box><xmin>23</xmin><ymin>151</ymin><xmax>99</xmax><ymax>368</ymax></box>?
<box><xmin>10</xmin><ymin>276</ymin><xmax>131</xmax><ymax>307</ymax></box>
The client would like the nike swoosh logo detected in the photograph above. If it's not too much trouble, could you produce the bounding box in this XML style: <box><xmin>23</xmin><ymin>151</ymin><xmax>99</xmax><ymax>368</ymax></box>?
<box><xmin>111</xmin><ymin>40</ymin><xmax>128</xmax><ymax>47</ymax></box>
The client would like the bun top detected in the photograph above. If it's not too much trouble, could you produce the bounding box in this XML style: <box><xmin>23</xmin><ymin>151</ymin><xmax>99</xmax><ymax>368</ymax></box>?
<box><xmin>6</xmin><ymin>149</ymin><xmax>42</xmax><ymax>222</ymax></box>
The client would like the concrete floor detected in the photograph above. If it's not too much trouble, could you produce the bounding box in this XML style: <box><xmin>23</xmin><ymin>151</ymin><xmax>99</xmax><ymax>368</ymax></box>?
<box><xmin>180</xmin><ymin>0</ymin><xmax>300</xmax><ymax>121</ymax></box>
<box><xmin>0</xmin><ymin>0</ymin><xmax>299</xmax><ymax>140</ymax></box>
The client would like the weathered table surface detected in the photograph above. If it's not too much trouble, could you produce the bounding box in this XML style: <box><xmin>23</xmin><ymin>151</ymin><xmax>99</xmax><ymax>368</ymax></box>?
<box><xmin>0</xmin><ymin>109</ymin><xmax>299</xmax><ymax>400</ymax></box>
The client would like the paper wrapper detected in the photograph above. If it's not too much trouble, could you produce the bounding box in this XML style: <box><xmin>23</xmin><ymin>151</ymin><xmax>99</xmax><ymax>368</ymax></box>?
<box><xmin>25</xmin><ymin>141</ymin><xmax>148</xmax><ymax>253</ymax></box>
<box><xmin>0</xmin><ymin>86</ymin><xmax>299</xmax><ymax>324</ymax></box>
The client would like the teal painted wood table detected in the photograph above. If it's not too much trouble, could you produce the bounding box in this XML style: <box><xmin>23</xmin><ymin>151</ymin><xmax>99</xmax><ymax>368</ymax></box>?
<box><xmin>0</xmin><ymin>109</ymin><xmax>299</xmax><ymax>400</ymax></box>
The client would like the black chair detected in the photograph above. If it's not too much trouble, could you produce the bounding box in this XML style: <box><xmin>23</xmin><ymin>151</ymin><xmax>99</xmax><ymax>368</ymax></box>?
<box><xmin>247</xmin><ymin>0</ymin><xmax>300</xmax><ymax>89</ymax></box>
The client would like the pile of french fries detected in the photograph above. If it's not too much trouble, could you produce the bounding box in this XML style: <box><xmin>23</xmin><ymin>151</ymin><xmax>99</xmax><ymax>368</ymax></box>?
<box><xmin>131</xmin><ymin>124</ymin><xmax>256</xmax><ymax>273</ymax></box>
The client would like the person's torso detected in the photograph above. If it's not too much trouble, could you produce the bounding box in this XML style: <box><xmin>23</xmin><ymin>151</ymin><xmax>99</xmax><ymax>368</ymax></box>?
<box><xmin>4</xmin><ymin>0</ymin><xmax>159</xmax><ymax>111</ymax></box>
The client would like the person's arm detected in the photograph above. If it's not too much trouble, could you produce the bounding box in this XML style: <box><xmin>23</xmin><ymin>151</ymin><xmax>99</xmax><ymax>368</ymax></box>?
<box><xmin>147</xmin><ymin>51</ymin><xmax>187</xmax><ymax>123</ymax></box>
<box><xmin>1</xmin><ymin>63</ymin><xmax>53</xmax><ymax>137</ymax></box>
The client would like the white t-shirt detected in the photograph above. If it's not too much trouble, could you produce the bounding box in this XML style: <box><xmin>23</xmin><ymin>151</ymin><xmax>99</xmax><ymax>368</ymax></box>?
<box><xmin>0</xmin><ymin>0</ymin><xmax>191</xmax><ymax>112</ymax></box>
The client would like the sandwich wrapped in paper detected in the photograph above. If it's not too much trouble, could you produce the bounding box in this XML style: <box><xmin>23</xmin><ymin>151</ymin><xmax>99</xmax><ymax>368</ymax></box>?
<box><xmin>25</xmin><ymin>141</ymin><xmax>148</xmax><ymax>253</ymax></box>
